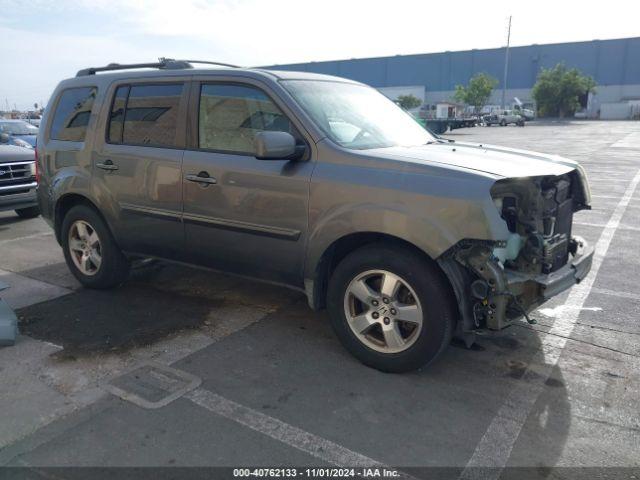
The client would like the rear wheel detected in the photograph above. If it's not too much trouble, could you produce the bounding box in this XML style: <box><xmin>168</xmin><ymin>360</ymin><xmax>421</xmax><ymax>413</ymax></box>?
<box><xmin>61</xmin><ymin>205</ymin><xmax>130</xmax><ymax>288</ymax></box>
<box><xmin>327</xmin><ymin>244</ymin><xmax>455</xmax><ymax>373</ymax></box>
<box><xmin>15</xmin><ymin>206</ymin><xmax>40</xmax><ymax>219</ymax></box>
<box><xmin>500</xmin><ymin>119</ymin><xmax>507</xmax><ymax>126</ymax></box>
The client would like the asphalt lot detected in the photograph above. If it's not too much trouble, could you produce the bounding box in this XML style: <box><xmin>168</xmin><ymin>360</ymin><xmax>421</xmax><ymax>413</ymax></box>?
<box><xmin>0</xmin><ymin>120</ymin><xmax>639</xmax><ymax>478</ymax></box>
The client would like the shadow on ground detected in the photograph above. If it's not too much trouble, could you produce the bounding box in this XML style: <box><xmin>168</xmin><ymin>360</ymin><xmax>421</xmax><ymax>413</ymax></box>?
<box><xmin>16</xmin><ymin>263</ymin><xmax>229</xmax><ymax>358</ymax></box>
<box><xmin>0</xmin><ymin>214</ymin><xmax>30</xmax><ymax>231</ymax></box>
<box><xmin>17</xmin><ymin>282</ymin><xmax>222</xmax><ymax>358</ymax></box>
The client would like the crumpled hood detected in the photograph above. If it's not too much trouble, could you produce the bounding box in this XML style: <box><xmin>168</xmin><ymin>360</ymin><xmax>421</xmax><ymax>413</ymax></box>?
<box><xmin>368</xmin><ymin>141</ymin><xmax>577</xmax><ymax>178</ymax></box>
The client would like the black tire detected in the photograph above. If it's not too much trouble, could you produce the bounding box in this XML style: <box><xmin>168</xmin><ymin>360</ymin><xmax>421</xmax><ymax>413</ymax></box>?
<box><xmin>61</xmin><ymin>204</ymin><xmax>130</xmax><ymax>289</ymax></box>
<box><xmin>327</xmin><ymin>244</ymin><xmax>456</xmax><ymax>373</ymax></box>
<box><xmin>500</xmin><ymin>120</ymin><xmax>507</xmax><ymax>126</ymax></box>
<box><xmin>15</xmin><ymin>206</ymin><xmax>40</xmax><ymax>219</ymax></box>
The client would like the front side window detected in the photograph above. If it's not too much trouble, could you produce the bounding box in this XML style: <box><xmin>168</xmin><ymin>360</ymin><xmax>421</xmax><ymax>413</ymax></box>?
<box><xmin>282</xmin><ymin>80</ymin><xmax>434</xmax><ymax>150</ymax></box>
<box><xmin>107</xmin><ymin>83</ymin><xmax>183</xmax><ymax>148</ymax></box>
<box><xmin>199</xmin><ymin>84</ymin><xmax>295</xmax><ymax>154</ymax></box>
<box><xmin>50</xmin><ymin>87</ymin><xmax>97</xmax><ymax>141</ymax></box>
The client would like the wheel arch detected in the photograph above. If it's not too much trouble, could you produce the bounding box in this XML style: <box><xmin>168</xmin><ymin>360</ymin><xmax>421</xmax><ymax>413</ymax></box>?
<box><xmin>54</xmin><ymin>193</ymin><xmax>112</xmax><ymax>245</ymax></box>
<box><xmin>306</xmin><ymin>231</ymin><xmax>456</xmax><ymax>313</ymax></box>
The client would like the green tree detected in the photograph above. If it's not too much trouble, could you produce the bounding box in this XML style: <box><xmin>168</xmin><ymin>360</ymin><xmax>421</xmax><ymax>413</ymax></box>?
<box><xmin>453</xmin><ymin>73</ymin><xmax>499</xmax><ymax>113</ymax></box>
<box><xmin>396</xmin><ymin>94</ymin><xmax>422</xmax><ymax>110</ymax></box>
<box><xmin>532</xmin><ymin>63</ymin><xmax>596</xmax><ymax>118</ymax></box>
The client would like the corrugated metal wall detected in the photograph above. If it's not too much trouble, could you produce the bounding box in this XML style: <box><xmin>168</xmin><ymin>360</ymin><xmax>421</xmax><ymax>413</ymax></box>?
<box><xmin>264</xmin><ymin>37</ymin><xmax>640</xmax><ymax>90</ymax></box>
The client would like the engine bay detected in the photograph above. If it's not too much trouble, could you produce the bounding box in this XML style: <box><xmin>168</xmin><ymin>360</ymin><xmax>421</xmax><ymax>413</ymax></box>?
<box><xmin>440</xmin><ymin>169</ymin><xmax>593</xmax><ymax>333</ymax></box>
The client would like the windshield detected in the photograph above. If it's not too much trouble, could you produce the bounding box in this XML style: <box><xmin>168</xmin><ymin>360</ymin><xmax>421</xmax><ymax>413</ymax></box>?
<box><xmin>0</xmin><ymin>121</ymin><xmax>38</xmax><ymax>135</ymax></box>
<box><xmin>282</xmin><ymin>80</ymin><xmax>434</xmax><ymax>150</ymax></box>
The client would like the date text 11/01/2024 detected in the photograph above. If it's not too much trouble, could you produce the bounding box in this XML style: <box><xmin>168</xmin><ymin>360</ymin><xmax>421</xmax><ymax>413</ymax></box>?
<box><xmin>233</xmin><ymin>468</ymin><xmax>401</xmax><ymax>477</ymax></box>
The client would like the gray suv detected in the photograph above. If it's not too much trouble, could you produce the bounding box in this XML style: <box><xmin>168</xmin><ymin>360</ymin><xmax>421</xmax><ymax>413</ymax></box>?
<box><xmin>37</xmin><ymin>59</ymin><xmax>593</xmax><ymax>372</ymax></box>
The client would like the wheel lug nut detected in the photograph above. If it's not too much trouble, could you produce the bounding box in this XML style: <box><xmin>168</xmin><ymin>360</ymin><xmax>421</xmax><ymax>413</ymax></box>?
<box><xmin>390</xmin><ymin>308</ymin><xmax>397</xmax><ymax>315</ymax></box>
<box><xmin>383</xmin><ymin>298</ymin><xmax>390</xmax><ymax>304</ymax></box>
<box><xmin>372</xmin><ymin>312</ymin><xmax>380</xmax><ymax>319</ymax></box>
<box><xmin>371</xmin><ymin>299</ymin><xmax>379</xmax><ymax>306</ymax></box>
<box><xmin>383</xmin><ymin>317</ymin><xmax>390</xmax><ymax>325</ymax></box>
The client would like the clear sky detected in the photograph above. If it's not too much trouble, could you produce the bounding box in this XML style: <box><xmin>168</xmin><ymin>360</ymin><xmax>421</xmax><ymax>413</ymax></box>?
<box><xmin>1</xmin><ymin>0</ymin><xmax>637</xmax><ymax>110</ymax></box>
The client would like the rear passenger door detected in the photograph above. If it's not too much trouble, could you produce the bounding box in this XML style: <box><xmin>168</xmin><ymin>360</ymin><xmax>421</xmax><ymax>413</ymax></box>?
<box><xmin>181</xmin><ymin>79</ymin><xmax>314</xmax><ymax>286</ymax></box>
<box><xmin>93</xmin><ymin>80</ymin><xmax>189</xmax><ymax>259</ymax></box>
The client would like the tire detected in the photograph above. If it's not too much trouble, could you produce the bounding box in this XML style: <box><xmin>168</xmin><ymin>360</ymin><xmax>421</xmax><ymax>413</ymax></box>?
<box><xmin>500</xmin><ymin>120</ymin><xmax>507</xmax><ymax>126</ymax></box>
<box><xmin>327</xmin><ymin>244</ymin><xmax>455</xmax><ymax>373</ymax></box>
<box><xmin>61</xmin><ymin>204</ymin><xmax>130</xmax><ymax>289</ymax></box>
<box><xmin>15</xmin><ymin>206</ymin><xmax>40</xmax><ymax>219</ymax></box>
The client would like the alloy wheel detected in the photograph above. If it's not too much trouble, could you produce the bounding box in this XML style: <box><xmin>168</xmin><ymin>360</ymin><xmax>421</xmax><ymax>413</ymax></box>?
<box><xmin>343</xmin><ymin>269</ymin><xmax>423</xmax><ymax>353</ymax></box>
<box><xmin>68</xmin><ymin>220</ymin><xmax>102</xmax><ymax>276</ymax></box>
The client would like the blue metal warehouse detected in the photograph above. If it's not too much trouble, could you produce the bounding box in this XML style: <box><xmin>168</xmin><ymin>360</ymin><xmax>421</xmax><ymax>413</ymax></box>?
<box><xmin>266</xmin><ymin>37</ymin><xmax>640</xmax><ymax>118</ymax></box>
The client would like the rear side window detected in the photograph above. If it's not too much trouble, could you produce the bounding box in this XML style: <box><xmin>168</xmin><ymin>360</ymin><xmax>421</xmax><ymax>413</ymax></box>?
<box><xmin>50</xmin><ymin>87</ymin><xmax>97</xmax><ymax>141</ymax></box>
<box><xmin>199</xmin><ymin>84</ymin><xmax>295</xmax><ymax>154</ymax></box>
<box><xmin>107</xmin><ymin>83</ymin><xmax>183</xmax><ymax>148</ymax></box>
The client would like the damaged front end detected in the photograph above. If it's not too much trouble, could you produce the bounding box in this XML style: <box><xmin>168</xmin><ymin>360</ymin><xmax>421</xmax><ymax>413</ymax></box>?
<box><xmin>440</xmin><ymin>168</ymin><xmax>594</xmax><ymax>336</ymax></box>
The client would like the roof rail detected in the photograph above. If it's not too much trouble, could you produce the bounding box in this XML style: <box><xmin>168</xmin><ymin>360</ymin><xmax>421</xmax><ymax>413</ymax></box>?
<box><xmin>178</xmin><ymin>59</ymin><xmax>241</xmax><ymax>69</ymax></box>
<box><xmin>76</xmin><ymin>58</ymin><xmax>241</xmax><ymax>77</ymax></box>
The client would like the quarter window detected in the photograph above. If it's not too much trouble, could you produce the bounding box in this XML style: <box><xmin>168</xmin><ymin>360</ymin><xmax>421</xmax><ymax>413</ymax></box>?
<box><xmin>107</xmin><ymin>86</ymin><xmax>129</xmax><ymax>144</ymax></box>
<box><xmin>198</xmin><ymin>84</ymin><xmax>295</xmax><ymax>154</ymax></box>
<box><xmin>50</xmin><ymin>87</ymin><xmax>97</xmax><ymax>141</ymax></box>
<box><xmin>107</xmin><ymin>83</ymin><xmax>183</xmax><ymax>148</ymax></box>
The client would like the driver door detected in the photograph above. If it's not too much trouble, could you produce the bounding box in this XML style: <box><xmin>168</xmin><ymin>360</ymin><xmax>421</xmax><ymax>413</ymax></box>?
<box><xmin>181</xmin><ymin>80</ymin><xmax>314</xmax><ymax>286</ymax></box>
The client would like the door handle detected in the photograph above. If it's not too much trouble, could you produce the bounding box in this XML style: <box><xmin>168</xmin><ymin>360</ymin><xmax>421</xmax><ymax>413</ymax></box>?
<box><xmin>96</xmin><ymin>159</ymin><xmax>119</xmax><ymax>171</ymax></box>
<box><xmin>185</xmin><ymin>172</ymin><xmax>217</xmax><ymax>185</ymax></box>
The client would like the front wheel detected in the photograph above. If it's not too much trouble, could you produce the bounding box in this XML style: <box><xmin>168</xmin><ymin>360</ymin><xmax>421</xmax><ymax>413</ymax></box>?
<box><xmin>61</xmin><ymin>205</ymin><xmax>130</xmax><ymax>289</ymax></box>
<box><xmin>327</xmin><ymin>244</ymin><xmax>455</xmax><ymax>373</ymax></box>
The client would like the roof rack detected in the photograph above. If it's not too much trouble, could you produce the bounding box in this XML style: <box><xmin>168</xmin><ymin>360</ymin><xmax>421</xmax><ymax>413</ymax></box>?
<box><xmin>76</xmin><ymin>58</ymin><xmax>241</xmax><ymax>77</ymax></box>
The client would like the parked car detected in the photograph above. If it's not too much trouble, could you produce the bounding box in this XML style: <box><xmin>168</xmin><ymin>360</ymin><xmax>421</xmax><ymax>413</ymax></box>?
<box><xmin>0</xmin><ymin>144</ymin><xmax>39</xmax><ymax>218</ymax></box>
<box><xmin>514</xmin><ymin>106</ymin><xmax>535</xmax><ymax>121</ymax></box>
<box><xmin>37</xmin><ymin>59</ymin><xmax>593</xmax><ymax>372</ymax></box>
<box><xmin>0</xmin><ymin>119</ymin><xmax>38</xmax><ymax>147</ymax></box>
<box><xmin>484</xmin><ymin>110</ymin><xmax>525</xmax><ymax>126</ymax></box>
<box><xmin>23</xmin><ymin>117</ymin><xmax>42</xmax><ymax>128</ymax></box>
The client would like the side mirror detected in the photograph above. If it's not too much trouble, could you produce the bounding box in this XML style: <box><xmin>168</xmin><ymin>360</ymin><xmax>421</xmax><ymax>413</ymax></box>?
<box><xmin>254</xmin><ymin>131</ymin><xmax>302</xmax><ymax>160</ymax></box>
<box><xmin>0</xmin><ymin>133</ymin><xmax>9</xmax><ymax>144</ymax></box>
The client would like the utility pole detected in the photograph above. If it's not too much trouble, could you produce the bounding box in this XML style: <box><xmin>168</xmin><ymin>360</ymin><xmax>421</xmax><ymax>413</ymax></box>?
<box><xmin>501</xmin><ymin>15</ymin><xmax>512</xmax><ymax>110</ymax></box>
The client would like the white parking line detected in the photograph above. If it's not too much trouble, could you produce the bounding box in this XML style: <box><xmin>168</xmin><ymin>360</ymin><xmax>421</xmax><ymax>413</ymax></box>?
<box><xmin>186</xmin><ymin>388</ymin><xmax>385</xmax><ymax>468</ymax></box>
<box><xmin>591</xmin><ymin>287</ymin><xmax>640</xmax><ymax>302</ymax></box>
<box><xmin>0</xmin><ymin>231</ymin><xmax>53</xmax><ymax>246</ymax></box>
<box><xmin>459</xmin><ymin>168</ymin><xmax>640</xmax><ymax>480</ymax></box>
<box><xmin>574</xmin><ymin>221</ymin><xmax>640</xmax><ymax>232</ymax></box>
<box><xmin>611</xmin><ymin>132</ymin><xmax>640</xmax><ymax>148</ymax></box>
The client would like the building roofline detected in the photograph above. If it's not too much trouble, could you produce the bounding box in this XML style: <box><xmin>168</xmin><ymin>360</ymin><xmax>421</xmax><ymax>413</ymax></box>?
<box><xmin>263</xmin><ymin>36</ymin><xmax>640</xmax><ymax>68</ymax></box>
